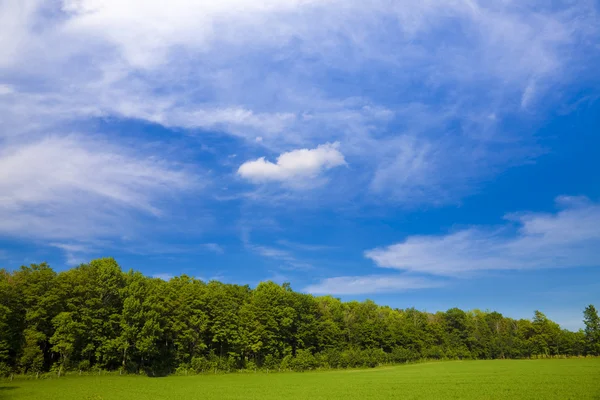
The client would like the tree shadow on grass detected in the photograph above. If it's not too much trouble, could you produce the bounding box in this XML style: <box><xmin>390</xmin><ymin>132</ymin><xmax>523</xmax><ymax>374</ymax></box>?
<box><xmin>0</xmin><ymin>386</ymin><xmax>19</xmax><ymax>400</ymax></box>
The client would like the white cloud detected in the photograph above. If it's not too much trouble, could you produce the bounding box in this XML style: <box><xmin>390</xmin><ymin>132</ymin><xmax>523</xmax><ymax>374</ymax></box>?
<box><xmin>277</xmin><ymin>239</ymin><xmax>336</xmax><ymax>251</ymax></box>
<box><xmin>253</xmin><ymin>245</ymin><xmax>294</xmax><ymax>259</ymax></box>
<box><xmin>249</xmin><ymin>245</ymin><xmax>312</xmax><ymax>270</ymax></box>
<box><xmin>238</xmin><ymin>142</ymin><xmax>346</xmax><ymax>184</ymax></box>
<box><xmin>0</xmin><ymin>136</ymin><xmax>190</xmax><ymax>213</ymax></box>
<box><xmin>241</xmin><ymin>228</ymin><xmax>315</xmax><ymax>270</ymax></box>
<box><xmin>369</xmin><ymin>132</ymin><xmax>536</xmax><ymax>205</ymax></box>
<box><xmin>370</xmin><ymin>135</ymin><xmax>439</xmax><ymax>202</ymax></box>
<box><xmin>196</xmin><ymin>274</ymin><xmax>226</xmax><ymax>282</ymax></box>
<box><xmin>262</xmin><ymin>271</ymin><xmax>291</xmax><ymax>285</ymax></box>
<box><xmin>366</xmin><ymin>196</ymin><xmax>600</xmax><ymax>276</ymax></box>
<box><xmin>521</xmin><ymin>79</ymin><xmax>537</xmax><ymax>109</ymax></box>
<box><xmin>201</xmin><ymin>243</ymin><xmax>225</xmax><ymax>254</ymax></box>
<box><xmin>60</xmin><ymin>0</ymin><xmax>332</xmax><ymax>68</ymax></box>
<box><xmin>305</xmin><ymin>274</ymin><xmax>443</xmax><ymax>295</ymax></box>
<box><xmin>163</xmin><ymin>108</ymin><xmax>296</xmax><ymax>138</ymax></box>
<box><xmin>0</xmin><ymin>0</ymin><xmax>597</xmax><ymax>209</ymax></box>
<box><xmin>0</xmin><ymin>0</ymin><xmax>41</xmax><ymax>68</ymax></box>
<box><xmin>0</xmin><ymin>135</ymin><xmax>196</xmax><ymax>242</ymax></box>
<box><xmin>0</xmin><ymin>84</ymin><xmax>14</xmax><ymax>95</ymax></box>
<box><xmin>50</xmin><ymin>242</ymin><xmax>91</xmax><ymax>265</ymax></box>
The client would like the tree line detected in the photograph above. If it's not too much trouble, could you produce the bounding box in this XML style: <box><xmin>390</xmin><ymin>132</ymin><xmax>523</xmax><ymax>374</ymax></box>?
<box><xmin>1</xmin><ymin>258</ymin><xmax>599</xmax><ymax>376</ymax></box>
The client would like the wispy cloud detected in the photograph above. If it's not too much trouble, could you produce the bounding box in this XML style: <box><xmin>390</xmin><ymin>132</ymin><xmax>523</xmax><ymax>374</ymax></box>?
<box><xmin>305</xmin><ymin>274</ymin><xmax>444</xmax><ymax>295</ymax></box>
<box><xmin>253</xmin><ymin>245</ymin><xmax>294</xmax><ymax>260</ymax></box>
<box><xmin>2</xmin><ymin>0</ymin><xmax>597</xmax><ymax>209</ymax></box>
<box><xmin>0</xmin><ymin>84</ymin><xmax>14</xmax><ymax>95</ymax></box>
<box><xmin>261</xmin><ymin>271</ymin><xmax>291</xmax><ymax>285</ymax></box>
<box><xmin>250</xmin><ymin>245</ymin><xmax>313</xmax><ymax>271</ymax></box>
<box><xmin>0</xmin><ymin>135</ymin><xmax>198</xmax><ymax>243</ymax></box>
<box><xmin>304</xmin><ymin>196</ymin><xmax>600</xmax><ymax>296</ymax></box>
<box><xmin>201</xmin><ymin>243</ymin><xmax>225</xmax><ymax>254</ymax></box>
<box><xmin>366</xmin><ymin>196</ymin><xmax>600</xmax><ymax>276</ymax></box>
<box><xmin>49</xmin><ymin>242</ymin><xmax>94</xmax><ymax>266</ymax></box>
<box><xmin>369</xmin><ymin>132</ymin><xmax>538</xmax><ymax>205</ymax></box>
<box><xmin>197</xmin><ymin>274</ymin><xmax>226</xmax><ymax>283</ymax></box>
<box><xmin>241</xmin><ymin>228</ymin><xmax>313</xmax><ymax>271</ymax></box>
<box><xmin>277</xmin><ymin>239</ymin><xmax>337</xmax><ymax>252</ymax></box>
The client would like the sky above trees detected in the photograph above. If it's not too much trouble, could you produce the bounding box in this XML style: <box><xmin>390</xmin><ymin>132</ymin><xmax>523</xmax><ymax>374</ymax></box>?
<box><xmin>0</xmin><ymin>1</ymin><xmax>599</xmax><ymax>330</ymax></box>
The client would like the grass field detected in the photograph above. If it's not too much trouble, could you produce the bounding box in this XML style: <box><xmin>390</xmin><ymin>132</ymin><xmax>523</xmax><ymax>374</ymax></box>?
<box><xmin>1</xmin><ymin>359</ymin><xmax>599</xmax><ymax>400</ymax></box>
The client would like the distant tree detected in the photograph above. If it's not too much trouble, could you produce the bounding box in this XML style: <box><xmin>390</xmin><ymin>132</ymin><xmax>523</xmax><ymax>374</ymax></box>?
<box><xmin>530</xmin><ymin>310</ymin><xmax>562</xmax><ymax>356</ymax></box>
<box><xmin>0</xmin><ymin>270</ymin><xmax>20</xmax><ymax>366</ymax></box>
<box><xmin>0</xmin><ymin>302</ymin><xmax>10</xmax><ymax>362</ymax></box>
<box><xmin>583</xmin><ymin>305</ymin><xmax>600</xmax><ymax>355</ymax></box>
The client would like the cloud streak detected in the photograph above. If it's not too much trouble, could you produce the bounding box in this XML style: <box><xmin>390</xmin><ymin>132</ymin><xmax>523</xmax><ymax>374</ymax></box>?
<box><xmin>305</xmin><ymin>196</ymin><xmax>600</xmax><ymax>296</ymax></box>
<box><xmin>366</xmin><ymin>196</ymin><xmax>600</xmax><ymax>276</ymax></box>
<box><xmin>305</xmin><ymin>274</ymin><xmax>444</xmax><ymax>295</ymax></box>
<box><xmin>0</xmin><ymin>135</ymin><xmax>197</xmax><ymax>243</ymax></box>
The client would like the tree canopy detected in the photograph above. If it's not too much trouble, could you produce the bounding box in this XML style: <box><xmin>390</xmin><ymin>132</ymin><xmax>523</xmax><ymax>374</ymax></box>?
<box><xmin>0</xmin><ymin>259</ymin><xmax>597</xmax><ymax>376</ymax></box>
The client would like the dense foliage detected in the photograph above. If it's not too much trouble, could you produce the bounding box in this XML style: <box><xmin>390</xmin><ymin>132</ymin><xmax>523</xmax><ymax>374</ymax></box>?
<box><xmin>1</xmin><ymin>259</ymin><xmax>598</xmax><ymax>376</ymax></box>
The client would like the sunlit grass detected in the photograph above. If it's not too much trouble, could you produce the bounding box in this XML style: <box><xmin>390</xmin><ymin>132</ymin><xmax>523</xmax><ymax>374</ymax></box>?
<box><xmin>2</xmin><ymin>359</ymin><xmax>599</xmax><ymax>400</ymax></box>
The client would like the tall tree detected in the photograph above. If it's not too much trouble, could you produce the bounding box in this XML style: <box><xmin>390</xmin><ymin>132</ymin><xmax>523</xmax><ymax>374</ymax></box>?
<box><xmin>13</xmin><ymin>263</ymin><xmax>61</xmax><ymax>370</ymax></box>
<box><xmin>0</xmin><ymin>269</ymin><xmax>21</xmax><ymax>368</ymax></box>
<box><xmin>583</xmin><ymin>304</ymin><xmax>600</xmax><ymax>355</ymax></box>
<box><xmin>50</xmin><ymin>312</ymin><xmax>82</xmax><ymax>375</ymax></box>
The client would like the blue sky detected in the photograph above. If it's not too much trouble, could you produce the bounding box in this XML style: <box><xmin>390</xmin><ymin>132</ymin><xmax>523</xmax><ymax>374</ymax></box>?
<box><xmin>1</xmin><ymin>0</ymin><xmax>599</xmax><ymax>330</ymax></box>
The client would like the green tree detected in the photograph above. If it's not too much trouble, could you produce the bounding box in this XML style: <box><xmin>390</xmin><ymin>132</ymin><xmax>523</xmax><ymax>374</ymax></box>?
<box><xmin>119</xmin><ymin>271</ymin><xmax>169</xmax><ymax>373</ymax></box>
<box><xmin>50</xmin><ymin>312</ymin><xmax>82</xmax><ymax>374</ymax></box>
<box><xmin>0</xmin><ymin>269</ymin><xmax>21</xmax><ymax>367</ymax></box>
<box><xmin>583</xmin><ymin>304</ymin><xmax>600</xmax><ymax>355</ymax></box>
<box><xmin>13</xmin><ymin>263</ymin><xmax>61</xmax><ymax>370</ymax></box>
<box><xmin>166</xmin><ymin>276</ymin><xmax>208</xmax><ymax>365</ymax></box>
<box><xmin>19</xmin><ymin>330</ymin><xmax>44</xmax><ymax>374</ymax></box>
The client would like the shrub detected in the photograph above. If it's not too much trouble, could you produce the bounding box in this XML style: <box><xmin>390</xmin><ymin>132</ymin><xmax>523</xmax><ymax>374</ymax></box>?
<box><xmin>320</xmin><ymin>349</ymin><xmax>342</xmax><ymax>369</ymax></box>
<box><xmin>280</xmin><ymin>355</ymin><xmax>293</xmax><ymax>371</ymax></box>
<box><xmin>245</xmin><ymin>360</ymin><xmax>257</xmax><ymax>372</ymax></box>
<box><xmin>263</xmin><ymin>354</ymin><xmax>280</xmax><ymax>371</ymax></box>
<box><xmin>391</xmin><ymin>347</ymin><xmax>414</xmax><ymax>363</ymax></box>
<box><xmin>190</xmin><ymin>356</ymin><xmax>210</xmax><ymax>373</ymax></box>
<box><xmin>0</xmin><ymin>362</ymin><xmax>11</xmax><ymax>377</ymax></box>
<box><xmin>363</xmin><ymin>348</ymin><xmax>386</xmax><ymax>368</ymax></box>
<box><xmin>175</xmin><ymin>363</ymin><xmax>190</xmax><ymax>375</ymax></box>
<box><xmin>291</xmin><ymin>349</ymin><xmax>317</xmax><ymax>372</ymax></box>
<box><xmin>78</xmin><ymin>360</ymin><xmax>91</xmax><ymax>371</ymax></box>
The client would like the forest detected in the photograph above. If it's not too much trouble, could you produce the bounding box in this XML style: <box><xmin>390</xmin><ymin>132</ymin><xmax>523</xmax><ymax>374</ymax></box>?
<box><xmin>1</xmin><ymin>258</ymin><xmax>599</xmax><ymax>377</ymax></box>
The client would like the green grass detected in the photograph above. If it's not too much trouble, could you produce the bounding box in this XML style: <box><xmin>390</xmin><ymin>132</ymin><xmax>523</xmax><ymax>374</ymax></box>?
<box><xmin>2</xmin><ymin>359</ymin><xmax>599</xmax><ymax>400</ymax></box>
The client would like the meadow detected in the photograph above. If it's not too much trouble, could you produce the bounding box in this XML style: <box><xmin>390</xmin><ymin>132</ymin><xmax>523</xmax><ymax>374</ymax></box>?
<box><xmin>1</xmin><ymin>359</ymin><xmax>599</xmax><ymax>400</ymax></box>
